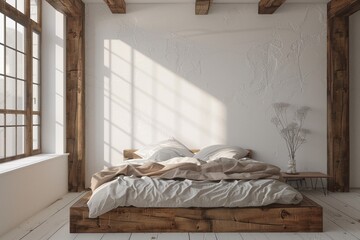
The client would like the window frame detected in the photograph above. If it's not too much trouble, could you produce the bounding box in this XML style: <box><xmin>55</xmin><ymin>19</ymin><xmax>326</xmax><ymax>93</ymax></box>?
<box><xmin>0</xmin><ymin>0</ymin><xmax>42</xmax><ymax>163</ymax></box>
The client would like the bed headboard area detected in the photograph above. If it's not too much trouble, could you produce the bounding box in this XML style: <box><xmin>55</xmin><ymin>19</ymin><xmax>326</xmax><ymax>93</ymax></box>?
<box><xmin>123</xmin><ymin>149</ymin><xmax>252</xmax><ymax>160</ymax></box>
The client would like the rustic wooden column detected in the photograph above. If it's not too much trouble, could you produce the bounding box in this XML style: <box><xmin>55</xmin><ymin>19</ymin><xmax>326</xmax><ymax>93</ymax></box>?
<box><xmin>46</xmin><ymin>0</ymin><xmax>85</xmax><ymax>192</ymax></box>
<box><xmin>66</xmin><ymin>12</ymin><xmax>85</xmax><ymax>192</ymax></box>
<box><xmin>327</xmin><ymin>15</ymin><xmax>350</xmax><ymax>192</ymax></box>
<box><xmin>327</xmin><ymin>0</ymin><xmax>360</xmax><ymax>192</ymax></box>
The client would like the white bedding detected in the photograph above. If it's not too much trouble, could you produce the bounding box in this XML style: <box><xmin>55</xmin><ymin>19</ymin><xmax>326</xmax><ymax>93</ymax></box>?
<box><xmin>87</xmin><ymin>175</ymin><xmax>303</xmax><ymax>218</ymax></box>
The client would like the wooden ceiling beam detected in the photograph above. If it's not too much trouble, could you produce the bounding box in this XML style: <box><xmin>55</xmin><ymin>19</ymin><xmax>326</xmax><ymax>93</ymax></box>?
<box><xmin>328</xmin><ymin>0</ymin><xmax>360</xmax><ymax>19</ymax></box>
<box><xmin>258</xmin><ymin>0</ymin><xmax>286</xmax><ymax>14</ymax></box>
<box><xmin>46</xmin><ymin>0</ymin><xmax>84</xmax><ymax>17</ymax></box>
<box><xmin>104</xmin><ymin>0</ymin><xmax>126</xmax><ymax>14</ymax></box>
<box><xmin>195</xmin><ymin>0</ymin><xmax>211</xmax><ymax>15</ymax></box>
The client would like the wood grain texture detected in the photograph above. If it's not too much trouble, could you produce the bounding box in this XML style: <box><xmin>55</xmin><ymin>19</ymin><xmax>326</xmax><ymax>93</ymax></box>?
<box><xmin>25</xmin><ymin>19</ymin><xmax>33</xmax><ymax>157</ymax></box>
<box><xmin>46</xmin><ymin>0</ymin><xmax>86</xmax><ymax>192</ymax></box>
<box><xmin>104</xmin><ymin>0</ymin><xmax>126</xmax><ymax>14</ymax></box>
<box><xmin>0</xmin><ymin>0</ymin><xmax>40</xmax><ymax>32</ymax></box>
<box><xmin>67</xmin><ymin>10</ymin><xmax>85</xmax><ymax>192</ymax></box>
<box><xmin>327</xmin><ymin>15</ymin><xmax>349</xmax><ymax>192</ymax></box>
<box><xmin>46</xmin><ymin>0</ymin><xmax>84</xmax><ymax>17</ymax></box>
<box><xmin>328</xmin><ymin>0</ymin><xmax>360</xmax><ymax>19</ymax></box>
<box><xmin>258</xmin><ymin>0</ymin><xmax>286</xmax><ymax>14</ymax></box>
<box><xmin>70</xmin><ymin>192</ymin><xmax>322</xmax><ymax>233</ymax></box>
<box><xmin>195</xmin><ymin>0</ymin><xmax>211</xmax><ymax>15</ymax></box>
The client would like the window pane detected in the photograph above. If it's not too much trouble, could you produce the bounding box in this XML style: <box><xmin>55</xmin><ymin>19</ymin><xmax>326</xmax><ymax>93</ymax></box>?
<box><xmin>17</xmin><ymin>80</ymin><xmax>25</xmax><ymax>110</ymax></box>
<box><xmin>17</xmin><ymin>52</ymin><xmax>25</xmax><ymax>79</ymax></box>
<box><xmin>0</xmin><ymin>114</ymin><xmax>3</xmax><ymax>125</ymax></box>
<box><xmin>6</xmin><ymin>0</ymin><xmax>16</xmax><ymax>8</ymax></box>
<box><xmin>0</xmin><ymin>76</ymin><xmax>4</xmax><ymax>109</ymax></box>
<box><xmin>6</xmin><ymin>127</ymin><xmax>16</xmax><ymax>157</ymax></box>
<box><xmin>6</xmin><ymin>17</ymin><xmax>16</xmax><ymax>49</ymax></box>
<box><xmin>33</xmin><ymin>115</ymin><xmax>39</xmax><ymax>125</ymax></box>
<box><xmin>16</xmin><ymin>0</ymin><xmax>25</xmax><ymax>13</ymax></box>
<box><xmin>6</xmin><ymin>77</ymin><xmax>16</xmax><ymax>109</ymax></box>
<box><xmin>30</xmin><ymin>0</ymin><xmax>38</xmax><ymax>23</ymax></box>
<box><xmin>33</xmin><ymin>32</ymin><xmax>39</xmax><ymax>58</ymax></box>
<box><xmin>6</xmin><ymin>114</ymin><xmax>16</xmax><ymax>125</ymax></box>
<box><xmin>33</xmin><ymin>84</ymin><xmax>39</xmax><ymax>111</ymax></box>
<box><xmin>17</xmin><ymin>23</ymin><xmax>25</xmax><ymax>52</ymax></box>
<box><xmin>0</xmin><ymin>127</ymin><xmax>4</xmax><ymax>159</ymax></box>
<box><xmin>6</xmin><ymin>47</ymin><xmax>16</xmax><ymax>77</ymax></box>
<box><xmin>0</xmin><ymin>45</ymin><xmax>4</xmax><ymax>74</ymax></box>
<box><xmin>33</xmin><ymin>58</ymin><xmax>39</xmax><ymax>83</ymax></box>
<box><xmin>33</xmin><ymin>125</ymin><xmax>39</xmax><ymax>150</ymax></box>
<box><xmin>0</xmin><ymin>13</ymin><xmax>4</xmax><ymax>44</ymax></box>
<box><xmin>17</xmin><ymin>114</ymin><xmax>24</xmax><ymax>125</ymax></box>
<box><xmin>17</xmin><ymin>126</ymin><xmax>24</xmax><ymax>154</ymax></box>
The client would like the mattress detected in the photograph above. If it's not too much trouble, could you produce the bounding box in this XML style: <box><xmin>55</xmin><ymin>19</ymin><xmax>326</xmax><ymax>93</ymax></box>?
<box><xmin>87</xmin><ymin>175</ymin><xmax>303</xmax><ymax>218</ymax></box>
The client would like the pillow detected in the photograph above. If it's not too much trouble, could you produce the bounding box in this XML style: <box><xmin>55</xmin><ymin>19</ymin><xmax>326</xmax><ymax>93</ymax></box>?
<box><xmin>134</xmin><ymin>138</ymin><xmax>194</xmax><ymax>161</ymax></box>
<box><xmin>194</xmin><ymin>145</ymin><xmax>249</xmax><ymax>161</ymax></box>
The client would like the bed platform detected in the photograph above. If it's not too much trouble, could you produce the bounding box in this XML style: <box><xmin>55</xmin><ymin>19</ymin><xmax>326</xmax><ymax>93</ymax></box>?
<box><xmin>70</xmin><ymin>192</ymin><xmax>322</xmax><ymax>233</ymax></box>
<box><xmin>71</xmin><ymin>148</ymin><xmax>322</xmax><ymax>233</ymax></box>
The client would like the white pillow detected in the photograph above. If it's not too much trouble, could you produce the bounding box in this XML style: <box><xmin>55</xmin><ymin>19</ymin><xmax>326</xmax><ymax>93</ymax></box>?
<box><xmin>194</xmin><ymin>145</ymin><xmax>249</xmax><ymax>161</ymax></box>
<box><xmin>134</xmin><ymin>138</ymin><xmax>194</xmax><ymax>161</ymax></box>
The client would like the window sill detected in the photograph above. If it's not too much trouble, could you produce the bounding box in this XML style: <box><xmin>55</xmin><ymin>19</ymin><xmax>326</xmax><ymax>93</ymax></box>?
<box><xmin>0</xmin><ymin>154</ymin><xmax>68</xmax><ymax>174</ymax></box>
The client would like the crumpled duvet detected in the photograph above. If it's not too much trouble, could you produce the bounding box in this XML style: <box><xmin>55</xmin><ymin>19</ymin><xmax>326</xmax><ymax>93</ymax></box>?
<box><xmin>87</xmin><ymin>157</ymin><xmax>303</xmax><ymax>218</ymax></box>
<box><xmin>90</xmin><ymin>157</ymin><xmax>281</xmax><ymax>191</ymax></box>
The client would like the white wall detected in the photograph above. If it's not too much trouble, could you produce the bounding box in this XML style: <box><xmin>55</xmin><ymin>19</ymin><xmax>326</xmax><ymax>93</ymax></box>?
<box><xmin>0</xmin><ymin>1</ymin><xmax>68</xmax><ymax>236</ymax></box>
<box><xmin>42</xmin><ymin>1</ymin><xmax>66</xmax><ymax>153</ymax></box>
<box><xmin>350</xmin><ymin>11</ymin><xmax>360</xmax><ymax>188</ymax></box>
<box><xmin>85</xmin><ymin>3</ymin><xmax>327</xmax><ymax>187</ymax></box>
<box><xmin>0</xmin><ymin>155</ymin><xmax>68</xmax><ymax>236</ymax></box>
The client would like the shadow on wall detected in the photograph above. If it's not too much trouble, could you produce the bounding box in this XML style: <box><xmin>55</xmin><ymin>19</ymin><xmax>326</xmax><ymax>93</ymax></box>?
<box><xmin>85</xmin><ymin>3</ymin><xmax>327</xmax><ymax>183</ymax></box>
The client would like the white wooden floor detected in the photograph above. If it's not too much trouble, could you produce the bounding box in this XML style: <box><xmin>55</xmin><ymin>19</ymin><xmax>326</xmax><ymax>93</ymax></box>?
<box><xmin>1</xmin><ymin>189</ymin><xmax>360</xmax><ymax>240</ymax></box>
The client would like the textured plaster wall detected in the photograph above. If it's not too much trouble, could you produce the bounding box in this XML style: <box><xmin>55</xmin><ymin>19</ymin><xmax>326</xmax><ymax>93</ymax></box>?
<box><xmin>85</xmin><ymin>3</ymin><xmax>327</xmax><ymax>187</ymax></box>
<box><xmin>42</xmin><ymin>1</ymin><xmax>66</xmax><ymax>154</ymax></box>
<box><xmin>350</xmin><ymin>12</ymin><xmax>360</xmax><ymax>188</ymax></box>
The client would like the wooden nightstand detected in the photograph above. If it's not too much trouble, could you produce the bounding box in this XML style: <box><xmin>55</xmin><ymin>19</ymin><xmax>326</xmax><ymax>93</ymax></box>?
<box><xmin>281</xmin><ymin>172</ymin><xmax>331</xmax><ymax>195</ymax></box>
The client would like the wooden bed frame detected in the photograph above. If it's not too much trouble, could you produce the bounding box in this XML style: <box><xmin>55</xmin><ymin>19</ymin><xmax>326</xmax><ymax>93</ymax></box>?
<box><xmin>70</xmin><ymin>149</ymin><xmax>323</xmax><ymax>233</ymax></box>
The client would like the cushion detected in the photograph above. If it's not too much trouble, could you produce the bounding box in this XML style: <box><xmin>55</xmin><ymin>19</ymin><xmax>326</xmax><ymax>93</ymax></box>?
<box><xmin>134</xmin><ymin>138</ymin><xmax>194</xmax><ymax>161</ymax></box>
<box><xmin>194</xmin><ymin>145</ymin><xmax>249</xmax><ymax>161</ymax></box>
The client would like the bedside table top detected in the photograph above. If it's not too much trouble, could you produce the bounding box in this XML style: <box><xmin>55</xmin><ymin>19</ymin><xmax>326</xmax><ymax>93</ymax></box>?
<box><xmin>281</xmin><ymin>172</ymin><xmax>330</xmax><ymax>178</ymax></box>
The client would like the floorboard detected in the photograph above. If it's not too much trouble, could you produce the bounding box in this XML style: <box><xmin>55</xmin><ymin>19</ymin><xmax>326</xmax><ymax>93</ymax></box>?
<box><xmin>216</xmin><ymin>233</ymin><xmax>243</xmax><ymax>240</ymax></box>
<box><xmin>189</xmin><ymin>233</ymin><xmax>217</xmax><ymax>240</ymax></box>
<box><xmin>1</xmin><ymin>192</ymin><xmax>84</xmax><ymax>240</ymax></box>
<box><xmin>101</xmin><ymin>233</ymin><xmax>132</xmax><ymax>240</ymax></box>
<box><xmin>2</xmin><ymin>190</ymin><xmax>360</xmax><ymax>240</ymax></box>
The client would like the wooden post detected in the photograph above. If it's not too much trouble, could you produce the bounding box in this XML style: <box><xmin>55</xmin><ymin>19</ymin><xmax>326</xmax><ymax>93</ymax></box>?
<box><xmin>66</xmin><ymin>12</ymin><xmax>85</xmax><ymax>192</ymax></box>
<box><xmin>45</xmin><ymin>0</ymin><xmax>85</xmax><ymax>192</ymax></box>
<box><xmin>327</xmin><ymin>0</ymin><xmax>360</xmax><ymax>192</ymax></box>
<box><xmin>327</xmin><ymin>15</ymin><xmax>350</xmax><ymax>192</ymax></box>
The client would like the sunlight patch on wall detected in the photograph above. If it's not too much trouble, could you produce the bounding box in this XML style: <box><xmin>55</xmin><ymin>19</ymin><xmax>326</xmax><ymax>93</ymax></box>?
<box><xmin>103</xmin><ymin>39</ymin><xmax>226</xmax><ymax>164</ymax></box>
<box><xmin>55</xmin><ymin>10</ymin><xmax>64</xmax><ymax>153</ymax></box>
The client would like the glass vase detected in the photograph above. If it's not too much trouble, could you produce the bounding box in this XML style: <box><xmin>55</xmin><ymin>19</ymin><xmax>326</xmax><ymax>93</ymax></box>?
<box><xmin>286</xmin><ymin>154</ymin><xmax>297</xmax><ymax>174</ymax></box>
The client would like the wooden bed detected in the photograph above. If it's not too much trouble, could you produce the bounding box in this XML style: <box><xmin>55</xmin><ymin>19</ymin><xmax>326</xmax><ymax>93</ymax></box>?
<box><xmin>70</xmin><ymin>149</ymin><xmax>323</xmax><ymax>233</ymax></box>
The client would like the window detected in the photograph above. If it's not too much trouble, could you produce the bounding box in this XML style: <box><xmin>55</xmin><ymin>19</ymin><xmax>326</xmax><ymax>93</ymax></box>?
<box><xmin>0</xmin><ymin>0</ymin><xmax>41</xmax><ymax>162</ymax></box>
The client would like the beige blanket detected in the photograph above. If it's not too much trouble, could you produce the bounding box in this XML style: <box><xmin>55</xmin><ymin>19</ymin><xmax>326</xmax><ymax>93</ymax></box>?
<box><xmin>91</xmin><ymin>157</ymin><xmax>281</xmax><ymax>191</ymax></box>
